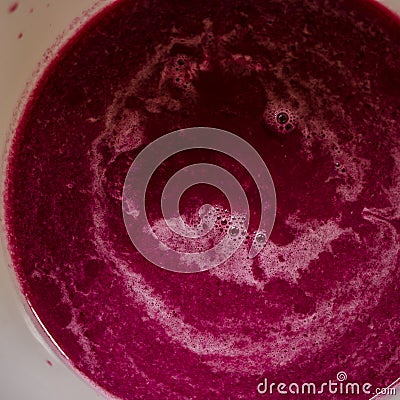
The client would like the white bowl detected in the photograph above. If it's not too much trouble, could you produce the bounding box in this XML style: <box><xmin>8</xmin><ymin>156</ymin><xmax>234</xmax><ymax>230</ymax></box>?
<box><xmin>0</xmin><ymin>1</ymin><xmax>399</xmax><ymax>399</ymax></box>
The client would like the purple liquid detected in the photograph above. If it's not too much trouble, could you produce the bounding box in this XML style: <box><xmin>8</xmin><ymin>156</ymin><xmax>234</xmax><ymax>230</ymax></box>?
<box><xmin>4</xmin><ymin>0</ymin><xmax>400</xmax><ymax>399</ymax></box>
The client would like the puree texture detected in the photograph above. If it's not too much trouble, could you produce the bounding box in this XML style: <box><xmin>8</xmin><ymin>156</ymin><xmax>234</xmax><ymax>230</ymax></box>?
<box><xmin>4</xmin><ymin>0</ymin><xmax>400</xmax><ymax>399</ymax></box>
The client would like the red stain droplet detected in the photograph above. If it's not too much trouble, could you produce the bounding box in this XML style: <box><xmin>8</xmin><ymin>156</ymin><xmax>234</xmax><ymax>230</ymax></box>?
<box><xmin>8</xmin><ymin>2</ymin><xmax>18</xmax><ymax>13</ymax></box>
<box><xmin>18</xmin><ymin>33</ymin><xmax>23</xmax><ymax>39</ymax></box>
<box><xmin>46</xmin><ymin>360</ymin><xmax>53</xmax><ymax>366</ymax></box>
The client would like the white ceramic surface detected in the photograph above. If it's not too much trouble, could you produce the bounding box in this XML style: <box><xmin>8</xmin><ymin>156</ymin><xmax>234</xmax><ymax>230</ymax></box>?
<box><xmin>0</xmin><ymin>1</ymin><xmax>399</xmax><ymax>399</ymax></box>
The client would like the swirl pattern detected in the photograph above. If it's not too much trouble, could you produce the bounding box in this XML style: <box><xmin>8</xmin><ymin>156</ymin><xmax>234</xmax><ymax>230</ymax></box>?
<box><xmin>4</xmin><ymin>0</ymin><xmax>400</xmax><ymax>399</ymax></box>
<box><xmin>122</xmin><ymin>127</ymin><xmax>276</xmax><ymax>272</ymax></box>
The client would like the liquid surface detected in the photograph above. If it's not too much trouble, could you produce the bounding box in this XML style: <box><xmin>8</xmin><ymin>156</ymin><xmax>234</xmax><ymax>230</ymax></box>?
<box><xmin>5</xmin><ymin>0</ymin><xmax>400</xmax><ymax>399</ymax></box>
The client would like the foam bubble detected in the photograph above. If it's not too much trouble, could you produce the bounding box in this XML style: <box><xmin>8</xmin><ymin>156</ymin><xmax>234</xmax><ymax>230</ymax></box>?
<box><xmin>263</xmin><ymin>103</ymin><xmax>299</xmax><ymax>133</ymax></box>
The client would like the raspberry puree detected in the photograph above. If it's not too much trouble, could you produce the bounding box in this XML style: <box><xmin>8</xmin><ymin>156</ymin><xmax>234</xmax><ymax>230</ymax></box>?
<box><xmin>4</xmin><ymin>0</ymin><xmax>400</xmax><ymax>399</ymax></box>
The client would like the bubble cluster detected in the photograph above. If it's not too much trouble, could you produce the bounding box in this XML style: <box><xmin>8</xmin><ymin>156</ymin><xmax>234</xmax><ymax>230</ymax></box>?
<box><xmin>263</xmin><ymin>104</ymin><xmax>299</xmax><ymax>133</ymax></box>
<box><xmin>122</xmin><ymin>127</ymin><xmax>276</xmax><ymax>273</ymax></box>
<box><xmin>159</xmin><ymin>54</ymin><xmax>199</xmax><ymax>100</ymax></box>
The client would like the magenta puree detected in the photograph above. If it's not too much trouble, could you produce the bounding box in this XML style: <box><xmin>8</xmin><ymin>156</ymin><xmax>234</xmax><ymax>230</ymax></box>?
<box><xmin>4</xmin><ymin>0</ymin><xmax>400</xmax><ymax>399</ymax></box>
